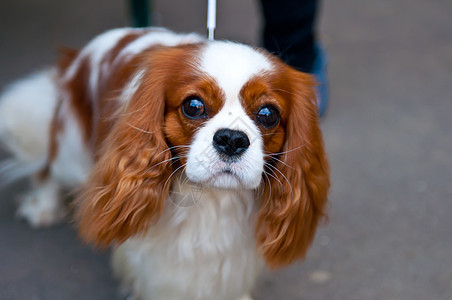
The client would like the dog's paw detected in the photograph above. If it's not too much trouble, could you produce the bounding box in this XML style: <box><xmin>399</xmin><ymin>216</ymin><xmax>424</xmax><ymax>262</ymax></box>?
<box><xmin>16</xmin><ymin>191</ymin><xmax>65</xmax><ymax>227</ymax></box>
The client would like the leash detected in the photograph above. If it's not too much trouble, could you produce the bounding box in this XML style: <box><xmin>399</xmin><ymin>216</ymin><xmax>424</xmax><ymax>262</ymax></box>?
<box><xmin>207</xmin><ymin>0</ymin><xmax>216</xmax><ymax>40</ymax></box>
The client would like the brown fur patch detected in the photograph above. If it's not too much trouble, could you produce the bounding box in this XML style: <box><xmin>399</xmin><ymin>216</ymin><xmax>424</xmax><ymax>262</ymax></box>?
<box><xmin>74</xmin><ymin>44</ymin><xmax>217</xmax><ymax>247</ymax></box>
<box><xmin>253</xmin><ymin>59</ymin><xmax>330</xmax><ymax>268</ymax></box>
<box><xmin>240</xmin><ymin>76</ymin><xmax>288</xmax><ymax>156</ymax></box>
<box><xmin>164</xmin><ymin>73</ymin><xmax>225</xmax><ymax>166</ymax></box>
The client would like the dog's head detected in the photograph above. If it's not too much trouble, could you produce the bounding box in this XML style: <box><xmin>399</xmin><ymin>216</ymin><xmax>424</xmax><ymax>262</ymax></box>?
<box><xmin>76</xmin><ymin>40</ymin><xmax>329</xmax><ymax>268</ymax></box>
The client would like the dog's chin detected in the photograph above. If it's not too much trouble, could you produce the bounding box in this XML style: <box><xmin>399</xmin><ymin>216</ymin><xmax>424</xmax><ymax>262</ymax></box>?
<box><xmin>188</xmin><ymin>171</ymin><xmax>261</xmax><ymax>190</ymax></box>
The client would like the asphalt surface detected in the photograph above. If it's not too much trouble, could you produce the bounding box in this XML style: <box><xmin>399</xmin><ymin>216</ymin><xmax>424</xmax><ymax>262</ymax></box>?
<box><xmin>0</xmin><ymin>0</ymin><xmax>451</xmax><ymax>299</ymax></box>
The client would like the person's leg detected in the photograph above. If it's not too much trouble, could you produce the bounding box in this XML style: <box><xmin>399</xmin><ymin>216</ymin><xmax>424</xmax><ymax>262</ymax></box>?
<box><xmin>261</xmin><ymin>0</ymin><xmax>318</xmax><ymax>72</ymax></box>
<box><xmin>130</xmin><ymin>0</ymin><xmax>151</xmax><ymax>27</ymax></box>
<box><xmin>260</xmin><ymin>0</ymin><xmax>328</xmax><ymax>117</ymax></box>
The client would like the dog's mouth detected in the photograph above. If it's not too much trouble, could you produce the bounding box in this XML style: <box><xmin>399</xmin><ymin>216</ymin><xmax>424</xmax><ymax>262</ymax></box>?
<box><xmin>204</xmin><ymin>167</ymin><xmax>244</xmax><ymax>188</ymax></box>
<box><xmin>212</xmin><ymin>167</ymin><xmax>239</xmax><ymax>179</ymax></box>
<box><xmin>219</xmin><ymin>168</ymin><xmax>234</xmax><ymax>175</ymax></box>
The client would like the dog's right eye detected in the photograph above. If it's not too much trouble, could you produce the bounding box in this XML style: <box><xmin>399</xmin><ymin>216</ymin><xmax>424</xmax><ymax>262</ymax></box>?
<box><xmin>181</xmin><ymin>97</ymin><xmax>206</xmax><ymax>119</ymax></box>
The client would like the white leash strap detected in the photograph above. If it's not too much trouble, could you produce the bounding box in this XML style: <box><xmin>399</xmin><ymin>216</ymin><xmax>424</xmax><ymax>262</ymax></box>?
<box><xmin>207</xmin><ymin>0</ymin><xmax>216</xmax><ymax>40</ymax></box>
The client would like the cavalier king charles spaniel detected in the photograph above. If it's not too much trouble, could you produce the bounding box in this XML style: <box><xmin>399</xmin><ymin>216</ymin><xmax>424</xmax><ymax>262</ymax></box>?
<box><xmin>0</xmin><ymin>28</ymin><xmax>329</xmax><ymax>299</ymax></box>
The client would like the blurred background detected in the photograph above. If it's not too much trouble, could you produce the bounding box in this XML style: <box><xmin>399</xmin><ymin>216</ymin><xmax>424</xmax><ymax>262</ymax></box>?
<box><xmin>0</xmin><ymin>0</ymin><xmax>451</xmax><ymax>299</ymax></box>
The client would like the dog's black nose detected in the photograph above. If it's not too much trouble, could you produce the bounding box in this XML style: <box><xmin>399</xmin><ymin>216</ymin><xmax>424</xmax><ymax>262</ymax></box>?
<box><xmin>213</xmin><ymin>129</ymin><xmax>250</xmax><ymax>157</ymax></box>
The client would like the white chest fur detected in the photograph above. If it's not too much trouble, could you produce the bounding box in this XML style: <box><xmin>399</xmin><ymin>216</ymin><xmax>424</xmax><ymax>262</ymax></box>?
<box><xmin>112</xmin><ymin>178</ymin><xmax>264</xmax><ymax>300</ymax></box>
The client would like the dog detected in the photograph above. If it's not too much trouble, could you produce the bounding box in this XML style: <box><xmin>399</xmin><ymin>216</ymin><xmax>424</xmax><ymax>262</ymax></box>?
<box><xmin>0</xmin><ymin>27</ymin><xmax>329</xmax><ymax>299</ymax></box>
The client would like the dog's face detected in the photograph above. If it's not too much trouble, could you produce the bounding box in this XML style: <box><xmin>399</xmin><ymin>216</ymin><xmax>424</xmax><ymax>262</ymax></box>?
<box><xmin>76</xmin><ymin>40</ymin><xmax>329</xmax><ymax>268</ymax></box>
<box><xmin>164</xmin><ymin>42</ymin><xmax>286</xmax><ymax>190</ymax></box>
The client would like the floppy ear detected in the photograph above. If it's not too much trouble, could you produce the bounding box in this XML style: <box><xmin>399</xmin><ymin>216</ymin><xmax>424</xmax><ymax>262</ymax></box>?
<box><xmin>74</xmin><ymin>68</ymin><xmax>173</xmax><ymax>248</ymax></box>
<box><xmin>256</xmin><ymin>69</ymin><xmax>330</xmax><ymax>268</ymax></box>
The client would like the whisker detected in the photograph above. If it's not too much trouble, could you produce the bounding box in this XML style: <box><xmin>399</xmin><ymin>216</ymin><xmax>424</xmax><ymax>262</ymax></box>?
<box><xmin>185</xmin><ymin>166</ymin><xmax>201</xmax><ymax>208</ymax></box>
<box><xmin>145</xmin><ymin>151</ymin><xmax>191</xmax><ymax>173</ymax></box>
<box><xmin>180</xmin><ymin>169</ymin><xmax>192</xmax><ymax>186</ymax></box>
<box><xmin>163</xmin><ymin>163</ymin><xmax>187</xmax><ymax>191</ymax></box>
<box><xmin>263</xmin><ymin>163</ymin><xmax>282</xmax><ymax>183</ymax></box>
<box><xmin>264</xmin><ymin>143</ymin><xmax>307</xmax><ymax>157</ymax></box>
<box><xmin>263</xmin><ymin>163</ymin><xmax>286</xmax><ymax>193</ymax></box>
<box><xmin>146</xmin><ymin>157</ymin><xmax>181</xmax><ymax>172</ymax></box>
<box><xmin>265</xmin><ymin>156</ymin><xmax>294</xmax><ymax>170</ymax></box>
<box><xmin>154</xmin><ymin>145</ymin><xmax>191</xmax><ymax>157</ymax></box>
<box><xmin>145</xmin><ymin>145</ymin><xmax>191</xmax><ymax>173</ymax></box>
<box><xmin>261</xmin><ymin>171</ymin><xmax>272</xmax><ymax>210</ymax></box>
<box><xmin>265</xmin><ymin>162</ymin><xmax>293</xmax><ymax>197</ymax></box>
<box><xmin>119</xmin><ymin>102</ymin><xmax>152</xmax><ymax>116</ymax></box>
<box><xmin>260</xmin><ymin>132</ymin><xmax>285</xmax><ymax>137</ymax></box>
<box><xmin>126</xmin><ymin>123</ymin><xmax>156</xmax><ymax>134</ymax></box>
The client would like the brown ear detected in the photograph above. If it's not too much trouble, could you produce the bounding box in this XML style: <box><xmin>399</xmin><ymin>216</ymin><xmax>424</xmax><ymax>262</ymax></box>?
<box><xmin>256</xmin><ymin>69</ymin><xmax>330</xmax><ymax>268</ymax></box>
<box><xmin>74</xmin><ymin>68</ymin><xmax>173</xmax><ymax>248</ymax></box>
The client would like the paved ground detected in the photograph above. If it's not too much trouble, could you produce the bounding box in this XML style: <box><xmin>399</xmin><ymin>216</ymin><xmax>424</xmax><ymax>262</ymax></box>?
<box><xmin>0</xmin><ymin>0</ymin><xmax>451</xmax><ymax>299</ymax></box>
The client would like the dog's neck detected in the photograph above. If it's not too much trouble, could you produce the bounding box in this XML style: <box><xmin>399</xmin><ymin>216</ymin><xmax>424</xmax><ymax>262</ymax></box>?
<box><xmin>139</xmin><ymin>175</ymin><xmax>258</xmax><ymax>259</ymax></box>
<box><xmin>117</xmin><ymin>175</ymin><xmax>263</xmax><ymax>299</ymax></box>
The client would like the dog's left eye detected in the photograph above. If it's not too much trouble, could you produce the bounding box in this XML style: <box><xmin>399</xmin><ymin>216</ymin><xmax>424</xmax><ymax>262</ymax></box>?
<box><xmin>256</xmin><ymin>105</ymin><xmax>280</xmax><ymax>128</ymax></box>
<box><xmin>181</xmin><ymin>97</ymin><xmax>206</xmax><ymax>119</ymax></box>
